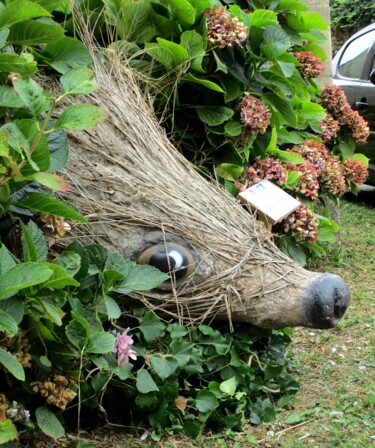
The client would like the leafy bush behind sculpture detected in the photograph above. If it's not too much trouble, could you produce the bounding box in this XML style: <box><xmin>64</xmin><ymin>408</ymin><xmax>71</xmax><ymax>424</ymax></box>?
<box><xmin>0</xmin><ymin>0</ymin><xmax>369</xmax><ymax>443</ymax></box>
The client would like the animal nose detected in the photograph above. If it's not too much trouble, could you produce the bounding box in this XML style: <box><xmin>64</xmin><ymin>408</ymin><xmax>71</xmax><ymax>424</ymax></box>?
<box><xmin>303</xmin><ymin>273</ymin><xmax>350</xmax><ymax>329</ymax></box>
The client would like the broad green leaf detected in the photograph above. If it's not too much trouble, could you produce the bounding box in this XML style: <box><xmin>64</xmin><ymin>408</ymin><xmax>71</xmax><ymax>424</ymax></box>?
<box><xmin>0</xmin><ymin>309</ymin><xmax>18</xmax><ymax>336</ymax></box>
<box><xmin>118</xmin><ymin>0</ymin><xmax>157</xmax><ymax>43</ymax></box>
<box><xmin>249</xmin><ymin>9</ymin><xmax>278</xmax><ymax>27</ymax></box>
<box><xmin>145</xmin><ymin>39</ymin><xmax>189</xmax><ymax>70</ymax></box>
<box><xmin>216</xmin><ymin>163</ymin><xmax>243</xmax><ymax>181</ymax></box>
<box><xmin>86</xmin><ymin>332</ymin><xmax>115</xmax><ymax>354</ymax></box>
<box><xmin>180</xmin><ymin>30</ymin><xmax>205</xmax><ymax>73</ymax></box>
<box><xmin>0</xmin><ymin>53</ymin><xmax>37</xmax><ymax>75</ymax></box>
<box><xmin>26</xmin><ymin>172</ymin><xmax>71</xmax><ymax>191</ymax></box>
<box><xmin>352</xmin><ymin>153</ymin><xmax>370</xmax><ymax>167</ymax></box>
<box><xmin>161</xmin><ymin>0</ymin><xmax>195</xmax><ymax>27</ymax></box>
<box><xmin>299</xmin><ymin>102</ymin><xmax>325</xmax><ymax>121</ymax></box>
<box><xmin>13</xmin><ymin>77</ymin><xmax>50</xmax><ymax>118</ymax></box>
<box><xmin>136</xmin><ymin>369</ymin><xmax>159</xmax><ymax>393</ymax></box>
<box><xmin>0</xmin><ymin>0</ymin><xmax>50</xmax><ymax>29</ymax></box>
<box><xmin>139</xmin><ymin>311</ymin><xmax>166</xmax><ymax>342</ymax></box>
<box><xmin>34</xmin><ymin>0</ymin><xmax>73</xmax><ymax>14</ymax></box>
<box><xmin>103</xmin><ymin>269</ymin><xmax>125</xmax><ymax>291</ymax></box>
<box><xmin>262</xmin><ymin>26</ymin><xmax>291</xmax><ymax>60</ymax></box>
<box><xmin>0</xmin><ymin>297</ymin><xmax>24</xmax><ymax>325</ymax></box>
<box><xmin>151</xmin><ymin>355</ymin><xmax>179</xmax><ymax>381</ymax></box>
<box><xmin>182</xmin><ymin>73</ymin><xmax>224</xmax><ymax>92</ymax></box>
<box><xmin>0</xmin><ymin>85</ymin><xmax>24</xmax><ymax>108</ymax></box>
<box><xmin>20</xmin><ymin>220</ymin><xmax>40</xmax><ymax>262</ymax></box>
<box><xmin>25</xmin><ymin>220</ymin><xmax>48</xmax><ymax>262</ymax></box>
<box><xmin>285</xmin><ymin>171</ymin><xmax>302</xmax><ymax>189</ymax></box>
<box><xmin>38</xmin><ymin>299</ymin><xmax>63</xmax><ymax>326</ymax></box>
<box><xmin>0</xmin><ymin>347</ymin><xmax>25</xmax><ymax>380</ymax></box>
<box><xmin>267</xmin><ymin>148</ymin><xmax>305</xmax><ymax>164</ymax></box>
<box><xmin>0</xmin><ymin>28</ymin><xmax>8</xmax><ymax>48</ymax></box>
<box><xmin>8</xmin><ymin>19</ymin><xmax>65</xmax><ymax>46</ymax></box>
<box><xmin>261</xmin><ymin>92</ymin><xmax>297</xmax><ymax>127</ymax></box>
<box><xmin>61</xmin><ymin>67</ymin><xmax>99</xmax><ymax>96</ymax></box>
<box><xmin>35</xmin><ymin>406</ymin><xmax>65</xmax><ymax>439</ymax></box>
<box><xmin>224</xmin><ymin>121</ymin><xmax>243</xmax><ymax>137</ymax></box>
<box><xmin>0</xmin><ymin>245</ymin><xmax>16</xmax><ymax>276</ymax></box>
<box><xmin>0</xmin><ymin>263</ymin><xmax>52</xmax><ymax>300</ymax></box>
<box><xmin>104</xmin><ymin>295</ymin><xmax>122</xmax><ymax>320</ymax></box>
<box><xmin>219</xmin><ymin>376</ymin><xmax>237</xmax><ymax>395</ymax></box>
<box><xmin>338</xmin><ymin>138</ymin><xmax>356</xmax><ymax>159</ymax></box>
<box><xmin>196</xmin><ymin>106</ymin><xmax>234</xmax><ymax>126</ymax></box>
<box><xmin>115</xmin><ymin>262</ymin><xmax>169</xmax><ymax>294</ymax></box>
<box><xmin>41</xmin><ymin>263</ymin><xmax>80</xmax><ymax>289</ymax></box>
<box><xmin>195</xmin><ymin>390</ymin><xmax>219</xmax><ymax>413</ymax></box>
<box><xmin>43</xmin><ymin>37</ymin><xmax>93</xmax><ymax>74</ymax></box>
<box><xmin>46</xmin><ymin>127</ymin><xmax>69</xmax><ymax>172</ymax></box>
<box><xmin>0</xmin><ymin>418</ymin><xmax>17</xmax><ymax>444</ymax></box>
<box><xmin>53</xmin><ymin>251</ymin><xmax>81</xmax><ymax>277</ymax></box>
<box><xmin>13</xmin><ymin>193</ymin><xmax>88</xmax><ymax>223</ymax></box>
<box><xmin>54</xmin><ymin>104</ymin><xmax>108</xmax><ymax>130</ymax></box>
<box><xmin>65</xmin><ymin>320</ymin><xmax>88</xmax><ymax>349</ymax></box>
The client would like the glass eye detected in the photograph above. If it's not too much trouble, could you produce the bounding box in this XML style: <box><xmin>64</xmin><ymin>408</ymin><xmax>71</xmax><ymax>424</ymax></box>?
<box><xmin>137</xmin><ymin>243</ymin><xmax>195</xmax><ymax>282</ymax></box>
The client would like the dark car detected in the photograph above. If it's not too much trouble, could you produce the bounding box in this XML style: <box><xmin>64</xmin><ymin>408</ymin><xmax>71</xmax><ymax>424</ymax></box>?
<box><xmin>332</xmin><ymin>23</ymin><xmax>375</xmax><ymax>185</ymax></box>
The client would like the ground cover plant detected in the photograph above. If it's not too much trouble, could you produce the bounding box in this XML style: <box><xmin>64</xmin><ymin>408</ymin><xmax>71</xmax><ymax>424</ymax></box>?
<box><xmin>0</xmin><ymin>0</ymin><xmax>373</xmax><ymax>445</ymax></box>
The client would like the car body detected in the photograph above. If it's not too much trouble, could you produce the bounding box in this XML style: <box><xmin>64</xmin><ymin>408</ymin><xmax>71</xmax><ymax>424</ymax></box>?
<box><xmin>332</xmin><ymin>23</ymin><xmax>375</xmax><ymax>185</ymax></box>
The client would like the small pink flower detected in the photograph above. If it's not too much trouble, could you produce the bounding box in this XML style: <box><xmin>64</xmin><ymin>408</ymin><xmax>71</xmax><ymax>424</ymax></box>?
<box><xmin>112</xmin><ymin>329</ymin><xmax>137</xmax><ymax>365</ymax></box>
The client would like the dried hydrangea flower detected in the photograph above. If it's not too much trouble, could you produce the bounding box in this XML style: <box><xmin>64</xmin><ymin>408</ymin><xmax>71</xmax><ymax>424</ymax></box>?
<box><xmin>112</xmin><ymin>328</ymin><xmax>137</xmax><ymax>365</ymax></box>
<box><xmin>235</xmin><ymin>157</ymin><xmax>287</xmax><ymax>191</ymax></box>
<box><xmin>31</xmin><ymin>374</ymin><xmax>77</xmax><ymax>410</ymax></box>
<box><xmin>319</xmin><ymin>156</ymin><xmax>347</xmax><ymax>197</ymax></box>
<box><xmin>343</xmin><ymin>158</ymin><xmax>369</xmax><ymax>184</ymax></box>
<box><xmin>294</xmin><ymin>51</ymin><xmax>324</xmax><ymax>81</ymax></box>
<box><xmin>293</xmin><ymin>161</ymin><xmax>320</xmax><ymax>200</ymax></box>
<box><xmin>289</xmin><ymin>139</ymin><xmax>328</xmax><ymax>173</ymax></box>
<box><xmin>320</xmin><ymin>85</ymin><xmax>349</xmax><ymax>116</ymax></box>
<box><xmin>239</xmin><ymin>95</ymin><xmax>271</xmax><ymax>135</ymax></box>
<box><xmin>344</xmin><ymin>108</ymin><xmax>370</xmax><ymax>144</ymax></box>
<box><xmin>280</xmin><ymin>205</ymin><xmax>319</xmax><ymax>242</ymax></box>
<box><xmin>6</xmin><ymin>401</ymin><xmax>30</xmax><ymax>423</ymax></box>
<box><xmin>206</xmin><ymin>5</ymin><xmax>248</xmax><ymax>49</ymax></box>
<box><xmin>319</xmin><ymin>114</ymin><xmax>340</xmax><ymax>142</ymax></box>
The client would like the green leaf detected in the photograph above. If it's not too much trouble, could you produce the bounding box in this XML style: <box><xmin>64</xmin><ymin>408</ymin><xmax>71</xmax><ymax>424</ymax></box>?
<box><xmin>0</xmin><ymin>347</ymin><xmax>25</xmax><ymax>380</ymax></box>
<box><xmin>43</xmin><ymin>37</ymin><xmax>93</xmax><ymax>74</ymax></box>
<box><xmin>196</xmin><ymin>106</ymin><xmax>234</xmax><ymax>126</ymax></box>
<box><xmin>86</xmin><ymin>332</ymin><xmax>115</xmax><ymax>354</ymax></box>
<box><xmin>0</xmin><ymin>297</ymin><xmax>24</xmax><ymax>325</ymax></box>
<box><xmin>262</xmin><ymin>26</ymin><xmax>292</xmax><ymax>60</ymax></box>
<box><xmin>103</xmin><ymin>269</ymin><xmax>125</xmax><ymax>291</ymax></box>
<box><xmin>33</xmin><ymin>0</ymin><xmax>73</xmax><ymax>14</ymax></box>
<box><xmin>219</xmin><ymin>376</ymin><xmax>237</xmax><ymax>395</ymax></box>
<box><xmin>46</xmin><ymin>127</ymin><xmax>69</xmax><ymax>172</ymax></box>
<box><xmin>65</xmin><ymin>320</ymin><xmax>88</xmax><ymax>350</ymax></box>
<box><xmin>53</xmin><ymin>251</ymin><xmax>81</xmax><ymax>277</ymax></box>
<box><xmin>146</xmin><ymin>39</ymin><xmax>189</xmax><ymax>70</ymax></box>
<box><xmin>195</xmin><ymin>390</ymin><xmax>219</xmax><ymax>413</ymax></box>
<box><xmin>224</xmin><ymin>121</ymin><xmax>243</xmax><ymax>137</ymax></box>
<box><xmin>261</xmin><ymin>92</ymin><xmax>297</xmax><ymax>128</ymax></box>
<box><xmin>0</xmin><ymin>263</ymin><xmax>52</xmax><ymax>300</ymax></box>
<box><xmin>13</xmin><ymin>193</ymin><xmax>88</xmax><ymax>223</ymax></box>
<box><xmin>35</xmin><ymin>406</ymin><xmax>65</xmax><ymax>439</ymax></box>
<box><xmin>182</xmin><ymin>73</ymin><xmax>224</xmax><ymax>92</ymax></box>
<box><xmin>249</xmin><ymin>9</ymin><xmax>278</xmax><ymax>27</ymax></box>
<box><xmin>352</xmin><ymin>153</ymin><xmax>370</xmax><ymax>167</ymax></box>
<box><xmin>299</xmin><ymin>102</ymin><xmax>325</xmax><ymax>121</ymax></box>
<box><xmin>54</xmin><ymin>104</ymin><xmax>108</xmax><ymax>130</ymax></box>
<box><xmin>26</xmin><ymin>172</ymin><xmax>71</xmax><ymax>191</ymax></box>
<box><xmin>20</xmin><ymin>220</ymin><xmax>47</xmax><ymax>262</ymax></box>
<box><xmin>338</xmin><ymin>138</ymin><xmax>356</xmax><ymax>159</ymax></box>
<box><xmin>41</xmin><ymin>263</ymin><xmax>80</xmax><ymax>289</ymax></box>
<box><xmin>267</xmin><ymin>148</ymin><xmax>305</xmax><ymax>164</ymax></box>
<box><xmin>13</xmin><ymin>77</ymin><xmax>50</xmax><ymax>118</ymax></box>
<box><xmin>0</xmin><ymin>309</ymin><xmax>18</xmax><ymax>336</ymax></box>
<box><xmin>0</xmin><ymin>419</ymin><xmax>17</xmax><ymax>444</ymax></box>
<box><xmin>115</xmin><ymin>262</ymin><xmax>169</xmax><ymax>293</ymax></box>
<box><xmin>0</xmin><ymin>0</ymin><xmax>50</xmax><ymax>29</ymax></box>
<box><xmin>162</xmin><ymin>0</ymin><xmax>196</xmax><ymax>27</ymax></box>
<box><xmin>0</xmin><ymin>85</ymin><xmax>24</xmax><ymax>108</ymax></box>
<box><xmin>60</xmin><ymin>68</ymin><xmax>99</xmax><ymax>96</ymax></box>
<box><xmin>139</xmin><ymin>311</ymin><xmax>166</xmax><ymax>342</ymax></box>
<box><xmin>0</xmin><ymin>53</ymin><xmax>37</xmax><ymax>75</ymax></box>
<box><xmin>8</xmin><ymin>19</ymin><xmax>65</xmax><ymax>46</ymax></box>
<box><xmin>180</xmin><ymin>30</ymin><xmax>205</xmax><ymax>73</ymax></box>
<box><xmin>150</xmin><ymin>355</ymin><xmax>179</xmax><ymax>381</ymax></box>
<box><xmin>0</xmin><ymin>245</ymin><xmax>17</xmax><ymax>276</ymax></box>
<box><xmin>136</xmin><ymin>369</ymin><xmax>160</xmax><ymax>393</ymax></box>
<box><xmin>104</xmin><ymin>295</ymin><xmax>122</xmax><ymax>320</ymax></box>
<box><xmin>216</xmin><ymin>163</ymin><xmax>243</xmax><ymax>182</ymax></box>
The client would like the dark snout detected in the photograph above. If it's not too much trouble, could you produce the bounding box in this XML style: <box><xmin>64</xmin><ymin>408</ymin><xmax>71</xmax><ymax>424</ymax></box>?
<box><xmin>303</xmin><ymin>273</ymin><xmax>350</xmax><ymax>329</ymax></box>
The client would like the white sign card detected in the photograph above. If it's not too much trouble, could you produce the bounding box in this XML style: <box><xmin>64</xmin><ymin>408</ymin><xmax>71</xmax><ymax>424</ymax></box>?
<box><xmin>237</xmin><ymin>179</ymin><xmax>300</xmax><ymax>224</ymax></box>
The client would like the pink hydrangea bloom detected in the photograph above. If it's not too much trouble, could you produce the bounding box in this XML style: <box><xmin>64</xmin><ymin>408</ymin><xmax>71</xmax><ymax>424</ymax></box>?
<box><xmin>294</xmin><ymin>51</ymin><xmax>324</xmax><ymax>81</ymax></box>
<box><xmin>112</xmin><ymin>329</ymin><xmax>137</xmax><ymax>365</ymax></box>
<box><xmin>239</xmin><ymin>95</ymin><xmax>271</xmax><ymax>135</ymax></box>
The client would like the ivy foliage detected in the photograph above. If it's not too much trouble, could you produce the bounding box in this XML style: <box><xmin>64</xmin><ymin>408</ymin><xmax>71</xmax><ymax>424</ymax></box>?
<box><xmin>330</xmin><ymin>0</ymin><xmax>375</xmax><ymax>32</ymax></box>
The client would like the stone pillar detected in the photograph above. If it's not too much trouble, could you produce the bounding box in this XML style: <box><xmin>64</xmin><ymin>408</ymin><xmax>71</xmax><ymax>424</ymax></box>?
<box><xmin>303</xmin><ymin>0</ymin><xmax>332</xmax><ymax>86</ymax></box>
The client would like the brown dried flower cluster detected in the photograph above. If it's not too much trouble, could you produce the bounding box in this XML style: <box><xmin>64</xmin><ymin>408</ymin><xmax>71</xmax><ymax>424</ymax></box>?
<box><xmin>0</xmin><ymin>333</ymin><xmax>31</xmax><ymax>369</ymax></box>
<box><xmin>206</xmin><ymin>5</ymin><xmax>248</xmax><ymax>49</ymax></box>
<box><xmin>320</xmin><ymin>156</ymin><xmax>347</xmax><ymax>197</ymax></box>
<box><xmin>294</xmin><ymin>51</ymin><xmax>324</xmax><ymax>81</ymax></box>
<box><xmin>319</xmin><ymin>114</ymin><xmax>340</xmax><ymax>142</ymax></box>
<box><xmin>35</xmin><ymin>213</ymin><xmax>71</xmax><ymax>244</ymax></box>
<box><xmin>0</xmin><ymin>394</ymin><xmax>30</xmax><ymax>423</ymax></box>
<box><xmin>235</xmin><ymin>157</ymin><xmax>286</xmax><ymax>191</ymax></box>
<box><xmin>239</xmin><ymin>95</ymin><xmax>271</xmax><ymax>135</ymax></box>
<box><xmin>289</xmin><ymin>139</ymin><xmax>328</xmax><ymax>173</ymax></box>
<box><xmin>31</xmin><ymin>374</ymin><xmax>77</xmax><ymax>410</ymax></box>
<box><xmin>343</xmin><ymin>158</ymin><xmax>369</xmax><ymax>184</ymax></box>
<box><xmin>320</xmin><ymin>85</ymin><xmax>370</xmax><ymax>144</ymax></box>
<box><xmin>293</xmin><ymin>161</ymin><xmax>319</xmax><ymax>200</ymax></box>
<box><xmin>280</xmin><ymin>205</ymin><xmax>319</xmax><ymax>242</ymax></box>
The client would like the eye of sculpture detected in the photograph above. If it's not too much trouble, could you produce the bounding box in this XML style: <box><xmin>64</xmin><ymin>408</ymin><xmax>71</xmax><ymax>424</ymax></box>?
<box><xmin>137</xmin><ymin>243</ymin><xmax>195</xmax><ymax>281</ymax></box>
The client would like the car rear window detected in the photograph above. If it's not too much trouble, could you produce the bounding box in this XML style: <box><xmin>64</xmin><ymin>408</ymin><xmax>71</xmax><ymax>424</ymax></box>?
<box><xmin>338</xmin><ymin>29</ymin><xmax>375</xmax><ymax>79</ymax></box>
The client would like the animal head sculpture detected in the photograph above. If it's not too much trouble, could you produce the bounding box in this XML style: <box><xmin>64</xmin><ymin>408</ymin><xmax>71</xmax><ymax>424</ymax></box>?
<box><xmin>62</xmin><ymin>53</ymin><xmax>350</xmax><ymax>330</ymax></box>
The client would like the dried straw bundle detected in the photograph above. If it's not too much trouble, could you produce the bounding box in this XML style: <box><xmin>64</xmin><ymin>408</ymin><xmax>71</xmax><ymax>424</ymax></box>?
<box><xmin>61</xmin><ymin>47</ymin><xmax>311</xmax><ymax>328</ymax></box>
